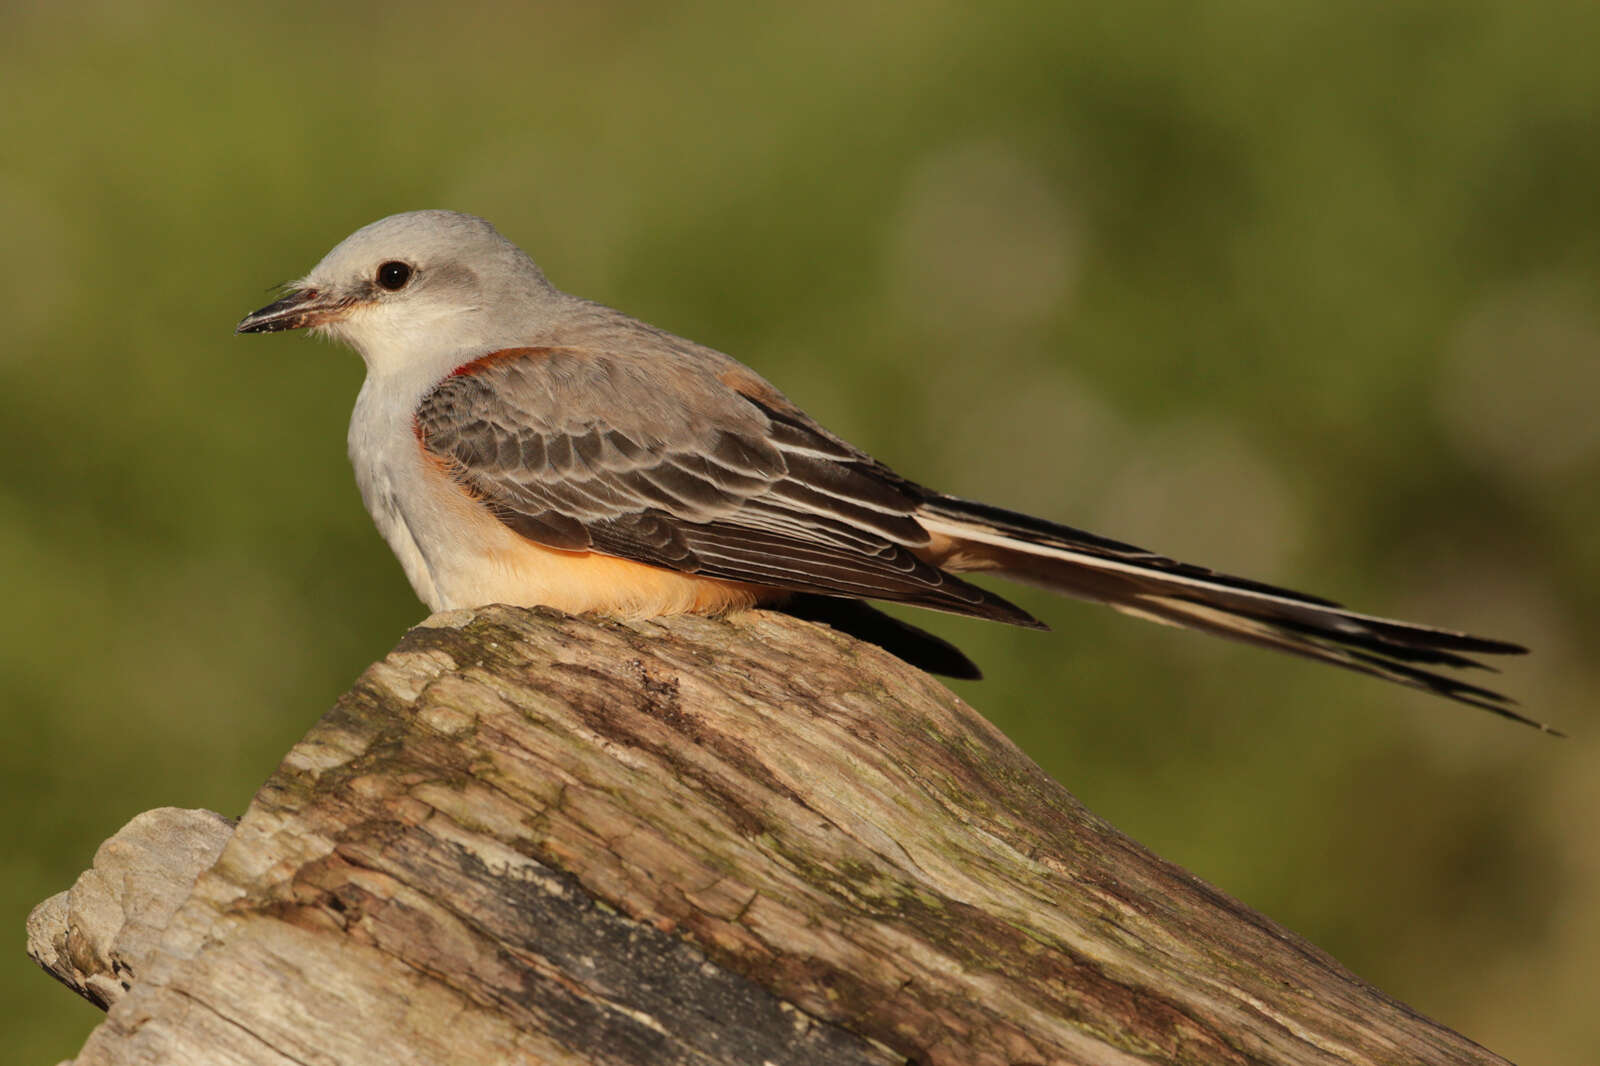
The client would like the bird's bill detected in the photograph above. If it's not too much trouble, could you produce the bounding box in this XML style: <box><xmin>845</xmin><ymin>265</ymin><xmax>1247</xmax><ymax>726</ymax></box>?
<box><xmin>235</xmin><ymin>287</ymin><xmax>349</xmax><ymax>334</ymax></box>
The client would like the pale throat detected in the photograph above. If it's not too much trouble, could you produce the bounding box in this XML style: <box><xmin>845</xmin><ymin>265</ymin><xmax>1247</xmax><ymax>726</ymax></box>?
<box><xmin>331</xmin><ymin>305</ymin><xmax>487</xmax><ymax>386</ymax></box>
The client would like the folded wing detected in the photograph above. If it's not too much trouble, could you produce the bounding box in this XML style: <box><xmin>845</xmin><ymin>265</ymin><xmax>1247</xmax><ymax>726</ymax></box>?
<box><xmin>416</xmin><ymin>346</ymin><xmax>1546</xmax><ymax>729</ymax></box>
<box><xmin>414</xmin><ymin>347</ymin><xmax>1040</xmax><ymax>626</ymax></box>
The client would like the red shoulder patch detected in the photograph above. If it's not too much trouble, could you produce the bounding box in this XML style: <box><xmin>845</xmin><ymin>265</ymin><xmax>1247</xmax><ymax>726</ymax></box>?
<box><xmin>446</xmin><ymin>346</ymin><xmax>559</xmax><ymax>379</ymax></box>
<box><xmin>717</xmin><ymin>366</ymin><xmax>798</xmax><ymax>413</ymax></box>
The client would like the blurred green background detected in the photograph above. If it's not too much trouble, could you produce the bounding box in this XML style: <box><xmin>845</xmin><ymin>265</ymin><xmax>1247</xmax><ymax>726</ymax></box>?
<box><xmin>3</xmin><ymin>1</ymin><xmax>1596</xmax><ymax>1061</ymax></box>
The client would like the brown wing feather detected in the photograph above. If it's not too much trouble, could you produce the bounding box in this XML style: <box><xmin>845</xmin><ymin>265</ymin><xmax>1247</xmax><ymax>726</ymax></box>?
<box><xmin>414</xmin><ymin>348</ymin><xmax>1041</xmax><ymax>627</ymax></box>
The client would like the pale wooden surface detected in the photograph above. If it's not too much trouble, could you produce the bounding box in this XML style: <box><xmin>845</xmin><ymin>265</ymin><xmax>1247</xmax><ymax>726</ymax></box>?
<box><xmin>29</xmin><ymin>606</ymin><xmax>1511</xmax><ymax>1065</ymax></box>
<box><xmin>28</xmin><ymin>807</ymin><xmax>235</xmax><ymax>1011</ymax></box>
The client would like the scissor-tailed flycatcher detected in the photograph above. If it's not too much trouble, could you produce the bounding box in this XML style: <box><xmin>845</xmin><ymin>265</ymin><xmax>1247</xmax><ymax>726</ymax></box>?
<box><xmin>238</xmin><ymin>210</ymin><xmax>1546</xmax><ymax>728</ymax></box>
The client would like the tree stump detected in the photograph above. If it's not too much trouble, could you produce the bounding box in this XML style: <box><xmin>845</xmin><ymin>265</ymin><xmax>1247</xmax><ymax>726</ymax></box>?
<box><xmin>28</xmin><ymin>606</ymin><xmax>1511</xmax><ymax>1065</ymax></box>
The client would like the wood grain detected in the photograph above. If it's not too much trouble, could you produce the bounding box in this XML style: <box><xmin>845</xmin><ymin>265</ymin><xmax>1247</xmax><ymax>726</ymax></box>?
<box><xmin>30</xmin><ymin>606</ymin><xmax>1510</xmax><ymax>1065</ymax></box>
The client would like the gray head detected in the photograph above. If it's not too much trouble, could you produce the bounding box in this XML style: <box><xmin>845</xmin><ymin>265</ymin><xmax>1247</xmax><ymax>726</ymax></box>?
<box><xmin>236</xmin><ymin>210</ymin><xmax>557</xmax><ymax>372</ymax></box>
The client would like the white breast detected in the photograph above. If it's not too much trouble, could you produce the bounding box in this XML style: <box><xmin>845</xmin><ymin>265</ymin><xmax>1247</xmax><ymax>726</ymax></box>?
<box><xmin>348</xmin><ymin>375</ymin><xmax>447</xmax><ymax>609</ymax></box>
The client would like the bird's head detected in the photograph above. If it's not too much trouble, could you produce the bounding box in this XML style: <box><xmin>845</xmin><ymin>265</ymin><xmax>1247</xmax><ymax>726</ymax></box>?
<box><xmin>236</xmin><ymin>210</ymin><xmax>554</xmax><ymax>374</ymax></box>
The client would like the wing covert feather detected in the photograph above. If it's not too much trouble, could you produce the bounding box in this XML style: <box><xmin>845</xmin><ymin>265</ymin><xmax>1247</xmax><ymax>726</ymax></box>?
<box><xmin>413</xmin><ymin>347</ymin><xmax>1041</xmax><ymax>626</ymax></box>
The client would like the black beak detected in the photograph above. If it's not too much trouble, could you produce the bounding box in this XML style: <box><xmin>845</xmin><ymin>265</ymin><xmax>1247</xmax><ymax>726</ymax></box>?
<box><xmin>235</xmin><ymin>288</ymin><xmax>340</xmax><ymax>334</ymax></box>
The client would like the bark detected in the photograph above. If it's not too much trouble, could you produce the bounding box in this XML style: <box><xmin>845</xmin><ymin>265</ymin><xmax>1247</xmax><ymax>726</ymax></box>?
<box><xmin>28</xmin><ymin>605</ymin><xmax>1510</xmax><ymax>1066</ymax></box>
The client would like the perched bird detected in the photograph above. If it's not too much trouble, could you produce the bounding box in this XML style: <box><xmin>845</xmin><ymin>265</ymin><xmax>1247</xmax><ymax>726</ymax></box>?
<box><xmin>238</xmin><ymin>210</ymin><xmax>1545</xmax><ymax>729</ymax></box>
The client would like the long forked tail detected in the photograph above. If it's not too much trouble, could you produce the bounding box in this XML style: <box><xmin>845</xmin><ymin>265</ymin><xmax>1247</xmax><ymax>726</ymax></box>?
<box><xmin>915</xmin><ymin>494</ymin><xmax>1556</xmax><ymax>732</ymax></box>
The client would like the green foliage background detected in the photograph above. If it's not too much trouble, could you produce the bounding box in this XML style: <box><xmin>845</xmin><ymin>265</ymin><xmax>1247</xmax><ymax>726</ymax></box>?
<box><xmin>3</xmin><ymin>2</ymin><xmax>1595</xmax><ymax>1061</ymax></box>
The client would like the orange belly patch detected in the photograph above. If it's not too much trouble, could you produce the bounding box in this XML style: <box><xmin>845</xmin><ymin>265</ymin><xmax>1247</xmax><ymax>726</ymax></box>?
<box><xmin>478</xmin><ymin>537</ymin><xmax>778</xmax><ymax>618</ymax></box>
<box><xmin>413</xmin><ymin>454</ymin><xmax>773</xmax><ymax>616</ymax></box>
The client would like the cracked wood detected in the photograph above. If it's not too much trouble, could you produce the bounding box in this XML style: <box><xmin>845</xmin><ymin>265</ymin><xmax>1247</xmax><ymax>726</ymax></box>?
<box><xmin>33</xmin><ymin>606</ymin><xmax>1511</xmax><ymax>1066</ymax></box>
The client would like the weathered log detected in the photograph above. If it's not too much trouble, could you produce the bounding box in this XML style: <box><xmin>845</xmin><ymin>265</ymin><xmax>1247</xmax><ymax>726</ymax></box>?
<box><xmin>29</xmin><ymin>605</ymin><xmax>1511</xmax><ymax>1065</ymax></box>
<box><xmin>28</xmin><ymin>807</ymin><xmax>236</xmax><ymax>1011</ymax></box>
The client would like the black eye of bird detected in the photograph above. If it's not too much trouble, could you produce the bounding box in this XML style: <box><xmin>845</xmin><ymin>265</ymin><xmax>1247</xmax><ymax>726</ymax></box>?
<box><xmin>376</xmin><ymin>261</ymin><xmax>413</xmax><ymax>291</ymax></box>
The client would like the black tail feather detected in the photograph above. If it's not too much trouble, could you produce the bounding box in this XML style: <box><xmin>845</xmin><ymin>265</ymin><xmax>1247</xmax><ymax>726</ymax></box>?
<box><xmin>780</xmin><ymin>595</ymin><xmax>985</xmax><ymax>680</ymax></box>
<box><xmin>915</xmin><ymin>493</ymin><xmax>1555</xmax><ymax>731</ymax></box>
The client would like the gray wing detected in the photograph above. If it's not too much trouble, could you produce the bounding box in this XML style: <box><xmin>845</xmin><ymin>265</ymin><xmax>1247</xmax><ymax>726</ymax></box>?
<box><xmin>413</xmin><ymin>347</ymin><xmax>1041</xmax><ymax>626</ymax></box>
